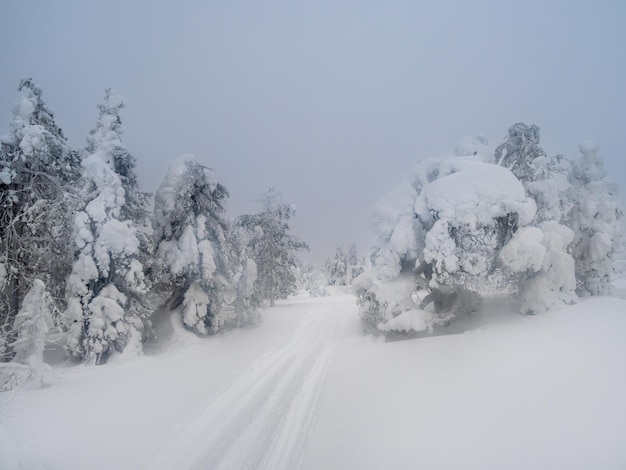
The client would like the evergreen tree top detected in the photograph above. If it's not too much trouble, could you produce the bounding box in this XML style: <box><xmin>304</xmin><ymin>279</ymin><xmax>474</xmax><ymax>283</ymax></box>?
<box><xmin>86</xmin><ymin>89</ymin><xmax>141</xmax><ymax>203</ymax></box>
<box><xmin>9</xmin><ymin>78</ymin><xmax>66</xmax><ymax>143</ymax></box>
<box><xmin>495</xmin><ymin>122</ymin><xmax>547</xmax><ymax>183</ymax></box>
<box><xmin>87</xmin><ymin>89</ymin><xmax>125</xmax><ymax>154</ymax></box>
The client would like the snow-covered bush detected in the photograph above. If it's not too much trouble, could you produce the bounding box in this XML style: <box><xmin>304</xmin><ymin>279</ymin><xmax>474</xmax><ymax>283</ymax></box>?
<box><xmin>415</xmin><ymin>160</ymin><xmax>537</xmax><ymax>289</ymax></box>
<box><xmin>355</xmin><ymin>153</ymin><xmax>539</xmax><ymax>331</ymax></box>
<box><xmin>65</xmin><ymin>90</ymin><xmax>151</xmax><ymax>363</ymax></box>
<box><xmin>499</xmin><ymin>222</ymin><xmax>577</xmax><ymax>313</ymax></box>
<box><xmin>0</xmin><ymin>280</ymin><xmax>54</xmax><ymax>389</ymax></box>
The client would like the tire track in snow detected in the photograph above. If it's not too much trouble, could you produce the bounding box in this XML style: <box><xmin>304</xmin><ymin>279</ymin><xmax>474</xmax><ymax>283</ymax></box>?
<box><xmin>144</xmin><ymin>297</ymin><xmax>352</xmax><ymax>470</ymax></box>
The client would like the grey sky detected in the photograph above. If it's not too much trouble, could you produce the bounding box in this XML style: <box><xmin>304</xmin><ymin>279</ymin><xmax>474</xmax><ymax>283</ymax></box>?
<box><xmin>1</xmin><ymin>0</ymin><xmax>625</xmax><ymax>263</ymax></box>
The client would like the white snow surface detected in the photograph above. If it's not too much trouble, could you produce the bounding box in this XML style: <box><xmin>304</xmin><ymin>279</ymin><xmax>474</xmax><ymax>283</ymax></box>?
<box><xmin>2</xmin><ymin>291</ymin><xmax>626</xmax><ymax>469</ymax></box>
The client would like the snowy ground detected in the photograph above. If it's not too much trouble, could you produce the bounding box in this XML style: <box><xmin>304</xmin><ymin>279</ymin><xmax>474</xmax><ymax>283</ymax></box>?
<box><xmin>2</xmin><ymin>290</ymin><xmax>626</xmax><ymax>469</ymax></box>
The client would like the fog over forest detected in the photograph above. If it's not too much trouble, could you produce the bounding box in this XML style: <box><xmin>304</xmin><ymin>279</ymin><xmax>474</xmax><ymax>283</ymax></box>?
<box><xmin>1</xmin><ymin>0</ymin><xmax>625</xmax><ymax>262</ymax></box>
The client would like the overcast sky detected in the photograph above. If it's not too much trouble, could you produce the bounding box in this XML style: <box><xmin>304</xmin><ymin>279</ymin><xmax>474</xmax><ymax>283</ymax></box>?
<box><xmin>1</xmin><ymin>0</ymin><xmax>625</xmax><ymax>263</ymax></box>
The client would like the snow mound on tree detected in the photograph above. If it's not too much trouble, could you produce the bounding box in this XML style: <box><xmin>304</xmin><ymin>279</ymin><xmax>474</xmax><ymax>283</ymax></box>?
<box><xmin>371</xmin><ymin>157</ymin><xmax>536</xmax><ymax>284</ymax></box>
<box><xmin>374</xmin><ymin>157</ymin><xmax>536</xmax><ymax>245</ymax></box>
<box><xmin>415</xmin><ymin>160</ymin><xmax>536</xmax><ymax>227</ymax></box>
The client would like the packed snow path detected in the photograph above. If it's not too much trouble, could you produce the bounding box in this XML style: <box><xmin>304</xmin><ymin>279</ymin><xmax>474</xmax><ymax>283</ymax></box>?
<box><xmin>3</xmin><ymin>292</ymin><xmax>626</xmax><ymax>469</ymax></box>
<box><xmin>145</xmin><ymin>294</ymin><xmax>354</xmax><ymax>470</ymax></box>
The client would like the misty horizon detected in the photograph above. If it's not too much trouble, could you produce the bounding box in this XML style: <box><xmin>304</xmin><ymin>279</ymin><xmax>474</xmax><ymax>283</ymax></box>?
<box><xmin>1</xmin><ymin>0</ymin><xmax>625</xmax><ymax>263</ymax></box>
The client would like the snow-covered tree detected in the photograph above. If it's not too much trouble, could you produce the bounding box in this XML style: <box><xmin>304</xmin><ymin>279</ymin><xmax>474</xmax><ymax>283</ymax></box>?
<box><xmin>495</xmin><ymin>122</ymin><xmax>571</xmax><ymax>224</ymax></box>
<box><xmin>326</xmin><ymin>245</ymin><xmax>348</xmax><ymax>286</ymax></box>
<box><xmin>346</xmin><ymin>243</ymin><xmax>364</xmax><ymax>284</ymax></box>
<box><xmin>8</xmin><ymin>279</ymin><xmax>53</xmax><ymax>387</ymax></box>
<box><xmin>0</xmin><ymin>79</ymin><xmax>80</xmax><ymax>360</ymax></box>
<box><xmin>566</xmin><ymin>142</ymin><xmax>622</xmax><ymax>295</ymax></box>
<box><xmin>355</xmin><ymin>132</ymin><xmax>581</xmax><ymax>333</ymax></box>
<box><xmin>494</xmin><ymin>123</ymin><xmax>546</xmax><ymax>180</ymax></box>
<box><xmin>228</xmin><ymin>256</ymin><xmax>260</xmax><ymax>327</ymax></box>
<box><xmin>325</xmin><ymin>243</ymin><xmax>363</xmax><ymax>286</ymax></box>
<box><xmin>237</xmin><ymin>188</ymin><xmax>308</xmax><ymax>306</ymax></box>
<box><xmin>1</xmin><ymin>279</ymin><xmax>54</xmax><ymax>390</ymax></box>
<box><xmin>491</xmin><ymin>123</ymin><xmax>577</xmax><ymax>312</ymax></box>
<box><xmin>152</xmin><ymin>154</ymin><xmax>256</xmax><ymax>334</ymax></box>
<box><xmin>65</xmin><ymin>90</ymin><xmax>151</xmax><ymax>363</ymax></box>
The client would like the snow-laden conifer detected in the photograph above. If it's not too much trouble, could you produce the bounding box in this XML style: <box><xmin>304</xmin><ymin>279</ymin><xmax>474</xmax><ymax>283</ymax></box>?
<box><xmin>495</xmin><ymin>123</ymin><xmax>546</xmax><ymax>181</ymax></box>
<box><xmin>495</xmin><ymin>122</ymin><xmax>572</xmax><ymax>224</ymax></box>
<box><xmin>237</xmin><ymin>188</ymin><xmax>309</xmax><ymax>306</ymax></box>
<box><xmin>493</xmin><ymin>123</ymin><xmax>577</xmax><ymax>313</ymax></box>
<box><xmin>65</xmin><ymin>90</ymin><xmax>150</xmax><ymax>363</ymax></box>
<box><xmin>326</xmin><ymin>245</ymin><xmax>348</xmax><ymax>286</ymax></box>
<box><xmin>152</xmin><ymin>155</ymin><xmax>256</xmax><ymax>334</ymax></box>
<box><xmin>567</xmin><ymin>142</ymin><xmax>622</xmax><ymax>295</ymax></box>
<box><xmin>0</xmin><ymin>79</ymin><xmax>80</xmax><ymax>360</ymax></box>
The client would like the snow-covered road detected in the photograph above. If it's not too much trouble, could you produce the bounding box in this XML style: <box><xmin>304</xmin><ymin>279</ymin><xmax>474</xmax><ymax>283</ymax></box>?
<box><xmin>145</xmin><ymin>295</ymin><xmax>354</xmax><ymax>470</ymax></box>
<box><xmin>2</xmin><ymin>292</ymin><xmax>626</xmax><ymax>469</ymax></box>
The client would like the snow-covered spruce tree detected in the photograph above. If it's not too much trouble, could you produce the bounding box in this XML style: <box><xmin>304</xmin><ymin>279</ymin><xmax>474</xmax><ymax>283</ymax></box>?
<box><xmin>227</xmin><ymin>232</ymin><xmax>260</xmax><ymax>327</ymax></box>
<box><xmin>347</xmin><ymin>243</ymin><xmax>364</xmax><ymax>284</ymax></box>
<box><xmin>495</xmin><ymin>123</ymin><xmax>546</xmax><ymax>181</ymax></box>
<box><xmin>495</xmin><ymin>122</ymin><xmax>572</xmax><ymax>224</ymax></box>
<box><xmin>237</xmin><ymin>187</ymin><xmax>308</xmax><ymax>306</ymax></box>
<box><xmin>0</xmin><ymin>79</ymin><xmax>80</xmax><ymax>361</ymax></box>
<box><xmin>566</xmin><ymin>142</ymin><xmax>623</xmax><ymax>295</ymax></box>
<box><xmin>152</xmin><ymin>155</ymin><xmax>258</xmax><ymax>334</ymax></box>
<box><xmin>65</xmin><ymin>90</ymin><xmax>151</xmax><ymax>364</ymax></box>
<box><xmin>325</xmin><ymin>244</ymin><xmax>348</xmax><ymax>286</ymax></box>
<box><xmin>494</xmin><ymin>123</ymin><xmax>577</xmax><ymax>313</ymax></box>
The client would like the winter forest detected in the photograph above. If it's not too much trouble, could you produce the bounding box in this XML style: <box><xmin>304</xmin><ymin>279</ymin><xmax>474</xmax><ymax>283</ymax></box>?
<box><xmin>2</xmin><ymin>81</ymin><xmax>622</xmax><ymax>369</ymax></box>
<box><xmin>1</xmin><ymin>78</ymin><xmax>625</xmax><ymax>468</ymax></box>
<box><xmin>0</xmin><ymin>80</ymin><xmax>312</xmax><ymax>370</ymax></box>
<box><xmin>2</xmin><ymin>2</ymin><xmax>626</xmax><ymax>467</ymax></box>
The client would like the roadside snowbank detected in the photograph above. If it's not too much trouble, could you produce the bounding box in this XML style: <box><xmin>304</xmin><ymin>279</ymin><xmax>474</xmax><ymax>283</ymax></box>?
<box><xmin>304</xmin><ymin>296</ymin><xmax>626</xmax><ymax>469</ymax></box>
